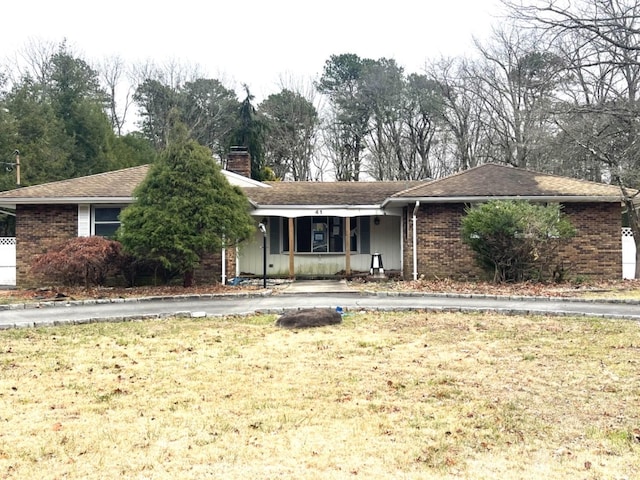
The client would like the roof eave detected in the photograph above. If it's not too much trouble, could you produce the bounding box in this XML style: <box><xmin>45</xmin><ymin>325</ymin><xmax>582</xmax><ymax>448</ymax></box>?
<box><xmin>0</xmin><ymin>197</ymin><xmax>135</xmax><ymax>206</ymax></box>
<box><xmin>383</xmin><ymin>195</ymin><xmax>624</xmax><ymax>207</ymax></box>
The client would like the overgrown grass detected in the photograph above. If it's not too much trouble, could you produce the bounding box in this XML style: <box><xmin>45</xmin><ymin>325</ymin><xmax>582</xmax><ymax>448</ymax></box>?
<box><xmin>1</xmin><ymin>312</ymin><xmax>639</xmax><ymax>479</ymax></box>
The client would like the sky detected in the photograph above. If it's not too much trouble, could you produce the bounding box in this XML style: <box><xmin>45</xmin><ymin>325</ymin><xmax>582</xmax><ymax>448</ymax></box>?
<box><xmin>1</xmin><ymin>0</ymin><xmax>503</xmax><ymax>100</ymax></box>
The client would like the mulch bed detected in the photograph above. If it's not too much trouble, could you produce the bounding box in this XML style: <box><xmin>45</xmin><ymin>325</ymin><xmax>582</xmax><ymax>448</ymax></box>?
<box><xmin>1</xmin><ymin>278</ymin><xmax>638</xmax><ymax>304</ymax></box>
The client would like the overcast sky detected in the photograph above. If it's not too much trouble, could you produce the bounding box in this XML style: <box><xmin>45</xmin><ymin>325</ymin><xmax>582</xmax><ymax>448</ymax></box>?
<box><xmin>2</xmin><ymin>0</ymin><xmax>503</xmax><ymax>100</ymax></box>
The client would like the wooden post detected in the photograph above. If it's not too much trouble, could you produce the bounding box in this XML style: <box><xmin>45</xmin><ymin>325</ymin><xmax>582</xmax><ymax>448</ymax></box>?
<box><xmin>288</xmin><ymin>217</ymin><xmax>295</xmax><ymax>279</ymax></box>
<box><xmin>345</xmin><ymin>217</ymin><xmax>351</xmax><ymax>277</ymax></box>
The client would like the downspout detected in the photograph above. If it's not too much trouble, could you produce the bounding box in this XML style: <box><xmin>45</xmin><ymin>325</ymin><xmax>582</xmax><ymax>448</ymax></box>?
<box><xmin>221</xmin><ymin>246</ymin><xmax>226</xmax><ymax>285</ymax></box>
<box><xmin>399</xmin><ymin>215</ymin><xmax>404</xmax><ymax>278</ymax></box>
<box><xmin>221</xmin><ymin>234</ymin><xmax>227</xmax><ymax>285</ymax></box>
<box><xmin>412</xmin><ymin>201</ymin><xmax>420</xmax><ymax>281</ymax></box>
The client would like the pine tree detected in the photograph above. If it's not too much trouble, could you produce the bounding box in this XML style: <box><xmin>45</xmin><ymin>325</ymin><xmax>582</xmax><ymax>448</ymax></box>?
<box><xmin>118</xmin><ymin>120</ymin><xmax>254</xmax><ymax>286</ymax></box>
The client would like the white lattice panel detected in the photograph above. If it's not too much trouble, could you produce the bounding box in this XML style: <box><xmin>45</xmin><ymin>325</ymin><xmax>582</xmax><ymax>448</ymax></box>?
<box><xmin>0</xmin><ymin>237</ymin><xmax>15</xmax><ymax>285</ymax></box>
<box><xmin>622</xmin><ymin>229</ymin><xmax>636</xmax><ymax>279</ymax></box>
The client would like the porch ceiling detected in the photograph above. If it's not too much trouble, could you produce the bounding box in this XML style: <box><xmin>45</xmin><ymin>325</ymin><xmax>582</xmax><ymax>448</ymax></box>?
<box><xmin>251</xmin><ymin>206</ymin><xmax>402</xmax><ymax>218</ymax></box>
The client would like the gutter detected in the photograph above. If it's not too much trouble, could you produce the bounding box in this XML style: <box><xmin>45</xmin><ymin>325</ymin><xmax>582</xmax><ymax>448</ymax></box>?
<box><xmin>221</xmin><ymin>247</ymin><xmax>226</xmax><ymax>285</ymax></box>
<box><xmin>0</xmin><ymin>197</ymin><xmax>135</xmax><ymax>206</ymax></box>
<box><xmin>383</xmin><ymin>195</ymin><xmax>624</xmax><ymax>207</ymax></box>
<box><xmin>412</xmin><ymin>201</ymin><xmax>420</xmax><ymax>281</ymax></box>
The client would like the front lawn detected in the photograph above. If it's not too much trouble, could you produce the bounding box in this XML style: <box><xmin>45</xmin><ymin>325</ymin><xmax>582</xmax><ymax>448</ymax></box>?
<box><xmin>1</xmin><ymin>312</ymin><xmax>638</xmax><ymax>479</ymax></box>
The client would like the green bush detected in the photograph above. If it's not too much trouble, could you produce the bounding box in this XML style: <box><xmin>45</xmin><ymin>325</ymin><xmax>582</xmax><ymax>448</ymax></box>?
<box><xmin>461</xmin><ymin>200</ymin><xmax>575</xmax><ymax>282</ymax></box>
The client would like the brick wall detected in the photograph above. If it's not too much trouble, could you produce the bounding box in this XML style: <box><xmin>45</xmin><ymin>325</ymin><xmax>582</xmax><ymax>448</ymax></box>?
<box><xmin>403</xmin><ymin>203</ymin><xmax>483</xmax><ymax>280</ymax></box>
<box><xmin>16</xmin><ymin>204</ymin><xmax>77</xmax><ymax>287</ymax></box>
<box><xmin>194</xmin><ymin>247</ymin><xmax>236</xmax><ymax>285</ymax></box>
<box><xmin>15</xmin><ymin>204</ymin><xmax>235</xmax><ymax>287</ymax></box>
<box><xmin>554</xmin><ymin>203</ymin><xmax>621</xmax><ymax>279</ymax></box>
<box><xmin>403</xmin><ymin>202</ymin><xmax>622</xmax><ymax>281</ymax></box>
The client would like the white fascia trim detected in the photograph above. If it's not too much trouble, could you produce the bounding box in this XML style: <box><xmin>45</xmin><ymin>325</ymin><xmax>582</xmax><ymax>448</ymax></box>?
<box><xmin>382</xmin><ymin>195</ymin><xmax>624</xmax><ymax>207</ymax></box>
<box><xmin>2</xmin><ymin>197</ymin><xmax>134</xmax><ymax>205</ymax></box>
<box><xmin>223</xmin><ymin>170</ymin><xmax>271</xmax><ymax>188</ymax></box>
<box><xmin>251</xmin><ymin>206</ymin><xmax>402</xmax><ymax>218</ymax></box>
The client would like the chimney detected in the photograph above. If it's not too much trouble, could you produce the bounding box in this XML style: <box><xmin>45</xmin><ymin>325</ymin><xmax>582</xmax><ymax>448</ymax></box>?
<box><xmin>226</xmin><ymin>146</ymin><xmax>252</xmax><ymax>178</ymax></box>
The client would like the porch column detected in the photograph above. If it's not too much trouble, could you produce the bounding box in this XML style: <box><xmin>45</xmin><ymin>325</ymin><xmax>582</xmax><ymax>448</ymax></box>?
<box><xmin>288</xmin><ymin>217</ymin><xmax>295</xmax><ymax>279</ymax></box>
<box><xmin>345</xmin><ymin>216</ymin><xmax>351</xmax><ymax>276</ymax></box>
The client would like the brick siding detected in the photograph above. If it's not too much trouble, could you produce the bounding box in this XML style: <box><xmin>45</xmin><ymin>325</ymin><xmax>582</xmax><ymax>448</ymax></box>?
<box><xmin>403</xmin><ymin>202</ymin><xmax>621</xmax><ymax>281</ymax></box>
<box><xmin>16</xmin><ymin>200</ymin><xmax>622</xmax><ymax>287</ymax></box>
<box><xmin>16</xmin><ymin>204</ymin><xmax>237</xmax><ymax>288</ymax></box>
<box><xmin>195</xmin><ymin>248</ymin><xmax>237</xmax><ymax>285</ymax></box>
<box><xmin>16</xmin><ymin>204</ymin><xmax>78</xmax><ymax>287</ymax></box>
<box><xmin>403</xmin><ymin>203</ymin><xmax>483</xmax><ymax>280</ymax></box>
<box><xmin>554</xmin><ymin>203</ymin><xmax>622</xmax><ymax>279</ymax></box>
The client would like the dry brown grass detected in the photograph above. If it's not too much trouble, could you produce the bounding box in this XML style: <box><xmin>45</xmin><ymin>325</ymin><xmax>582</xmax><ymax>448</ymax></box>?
<box><xmin>1</xmin><ymin>312</ymin><xmax>639</xmax><ymax>479</ymax></box>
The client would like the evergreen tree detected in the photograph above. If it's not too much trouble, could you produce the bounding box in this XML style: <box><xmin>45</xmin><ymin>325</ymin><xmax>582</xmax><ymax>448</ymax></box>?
<box><xmin>230</xmin><ymin>85</ymin><xmax>269</xmax><ymax>180</ymax></box>
<box><xmin>0</xmin><ymin>41</ymin><xmax>130</xmax><ymax>188</ymax></box>
<box><xmin>48</xmin><ymin>45</ymin><xmax>115</xmax><ymax>176</ymax></box>
<box><xmin>117</xmin><ymin>121</ymin><xmax>254</xmax><ymax>287</ymax></box>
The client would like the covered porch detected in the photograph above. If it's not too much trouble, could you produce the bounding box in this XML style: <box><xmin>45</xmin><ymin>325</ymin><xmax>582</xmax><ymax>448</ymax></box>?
<box><xmin>237</xmin><ymin>208</ymin><xmax>403</xmax><ymax>279</ymax></box>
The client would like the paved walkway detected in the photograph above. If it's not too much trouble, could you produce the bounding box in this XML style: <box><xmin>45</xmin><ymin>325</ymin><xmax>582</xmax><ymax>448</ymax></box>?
<box><xmin>280</xmin><ymin>279</ymin><xmax>354</xmax><ymax>293</ymax></box>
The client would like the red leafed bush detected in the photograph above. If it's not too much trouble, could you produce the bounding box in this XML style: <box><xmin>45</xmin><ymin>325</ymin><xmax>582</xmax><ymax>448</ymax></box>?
<box><xmin>31</xmin><ymin>236</ymin><xmax>123</xmax><ymax>288</ymax></box>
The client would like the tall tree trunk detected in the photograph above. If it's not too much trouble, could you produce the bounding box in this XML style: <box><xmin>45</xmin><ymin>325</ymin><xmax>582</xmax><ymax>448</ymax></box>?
<box><xmin>183</xmin><ymin>269</ymin><xmax>195</xmax><ymax>288</ymax></box>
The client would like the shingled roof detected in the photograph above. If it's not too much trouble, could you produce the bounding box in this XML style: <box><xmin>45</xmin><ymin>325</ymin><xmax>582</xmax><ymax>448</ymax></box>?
<box><xmin>0</xmin><ymin>164</ymin><xmax>421</xmax><ymax>207</ymax></box>
<box><xmin>0</xmin><ymin>162</ymin><xmax>625</xmax><ymax>208</ymax></box>
<box><xmin>245</xmin><ymin>180</ymin><xmax>422</xmax><ymax>206</ymax></box>
<box><xmin>0</xmin><ymin>165</ymin><xmax>150</xmax><ymax>202</ymax></box>
<box><xmin>386</xmin><ymin>163</ymin><xmax>624</xmax><ymax>203</ymax></box>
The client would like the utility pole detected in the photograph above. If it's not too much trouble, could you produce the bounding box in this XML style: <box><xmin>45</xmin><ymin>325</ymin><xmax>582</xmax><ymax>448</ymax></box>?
<box><xmin>14</xmin><ymin>150</ymin><xmax>20</xmax><ymax>186</ymax></box>
<box><xmin>1</xmin><ymin>150</ymin><xmax>21</xmax><ymax>186</ymax></box>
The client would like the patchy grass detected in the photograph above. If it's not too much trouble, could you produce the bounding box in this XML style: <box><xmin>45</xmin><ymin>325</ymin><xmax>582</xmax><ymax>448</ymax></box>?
<box><xmin>0</xmin><ymin>312</ymin><xmax>639</xmax><ymax>479</ymax></box>
<box><xmin>580</xmin><ymin>288</ymin><xmax>640</xmax><ymax>301</ymax></box>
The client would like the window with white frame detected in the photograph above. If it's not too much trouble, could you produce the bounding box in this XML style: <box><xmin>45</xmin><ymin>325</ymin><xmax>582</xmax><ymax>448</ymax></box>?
<box><xmin>92</xmin><ymin>206</ymin><xmax>123</xmax><ymax>238</ymax></box>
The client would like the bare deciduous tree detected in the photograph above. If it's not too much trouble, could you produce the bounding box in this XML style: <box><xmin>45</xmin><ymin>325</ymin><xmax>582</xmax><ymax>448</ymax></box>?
<box><xmin>505</xmin><ymin>0</ymin><xmax>640</xmax><ymax>278</ymax></box>
<box><xmin>99</xmin><ymin>55</ymin><xmax>134</xmax><ymax>136</ymax></box>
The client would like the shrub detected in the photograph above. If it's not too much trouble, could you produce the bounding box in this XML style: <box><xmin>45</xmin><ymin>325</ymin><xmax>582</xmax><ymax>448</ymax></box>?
<box><xmin>461</xmin><ymin>200</ymin><xmax>576</xmax><ymax>282</ymax></box>
<box><xmin>117</xmin><ymin>253</ymin><xmax>180</xmax><ymax>287</ymax></box>
<box><xmin>31</xmin><ymin>236</ymin><xmax>123</xmax><ymax>288</ymax></box>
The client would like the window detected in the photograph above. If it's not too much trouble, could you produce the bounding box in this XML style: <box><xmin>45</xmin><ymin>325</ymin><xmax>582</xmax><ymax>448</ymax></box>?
<box><xmin>279</xmin><ymin>216</ymin><xmax>369</xmax><ymax>254</ymax></box>
<box><xmin>93</xmin><ymin>207</ymin><xmax>122</xmax><ymax>238</ymax></box>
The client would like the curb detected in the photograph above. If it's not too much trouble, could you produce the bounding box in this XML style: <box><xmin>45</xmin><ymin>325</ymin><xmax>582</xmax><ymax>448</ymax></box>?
<box><xmin>2</xmin><ymin>303</ymin><xmax>638</xmax><ymax>331</ymax></box>
<box><xmin>0</xmin><ymin>290</ymin><xmax>275</xmax><ymax>311</ymax></box>
<box><xmin>2</xmin><ymin>288</ymin><xmax>640</xmax><ymax>311</ymax></box>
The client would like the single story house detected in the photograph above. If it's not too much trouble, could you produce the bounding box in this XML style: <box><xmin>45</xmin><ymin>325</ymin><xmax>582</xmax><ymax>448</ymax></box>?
<box><xmin>0</xmin><ymin>150</ymin><xmax>626</xmax><ymax>286</ymax></box>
